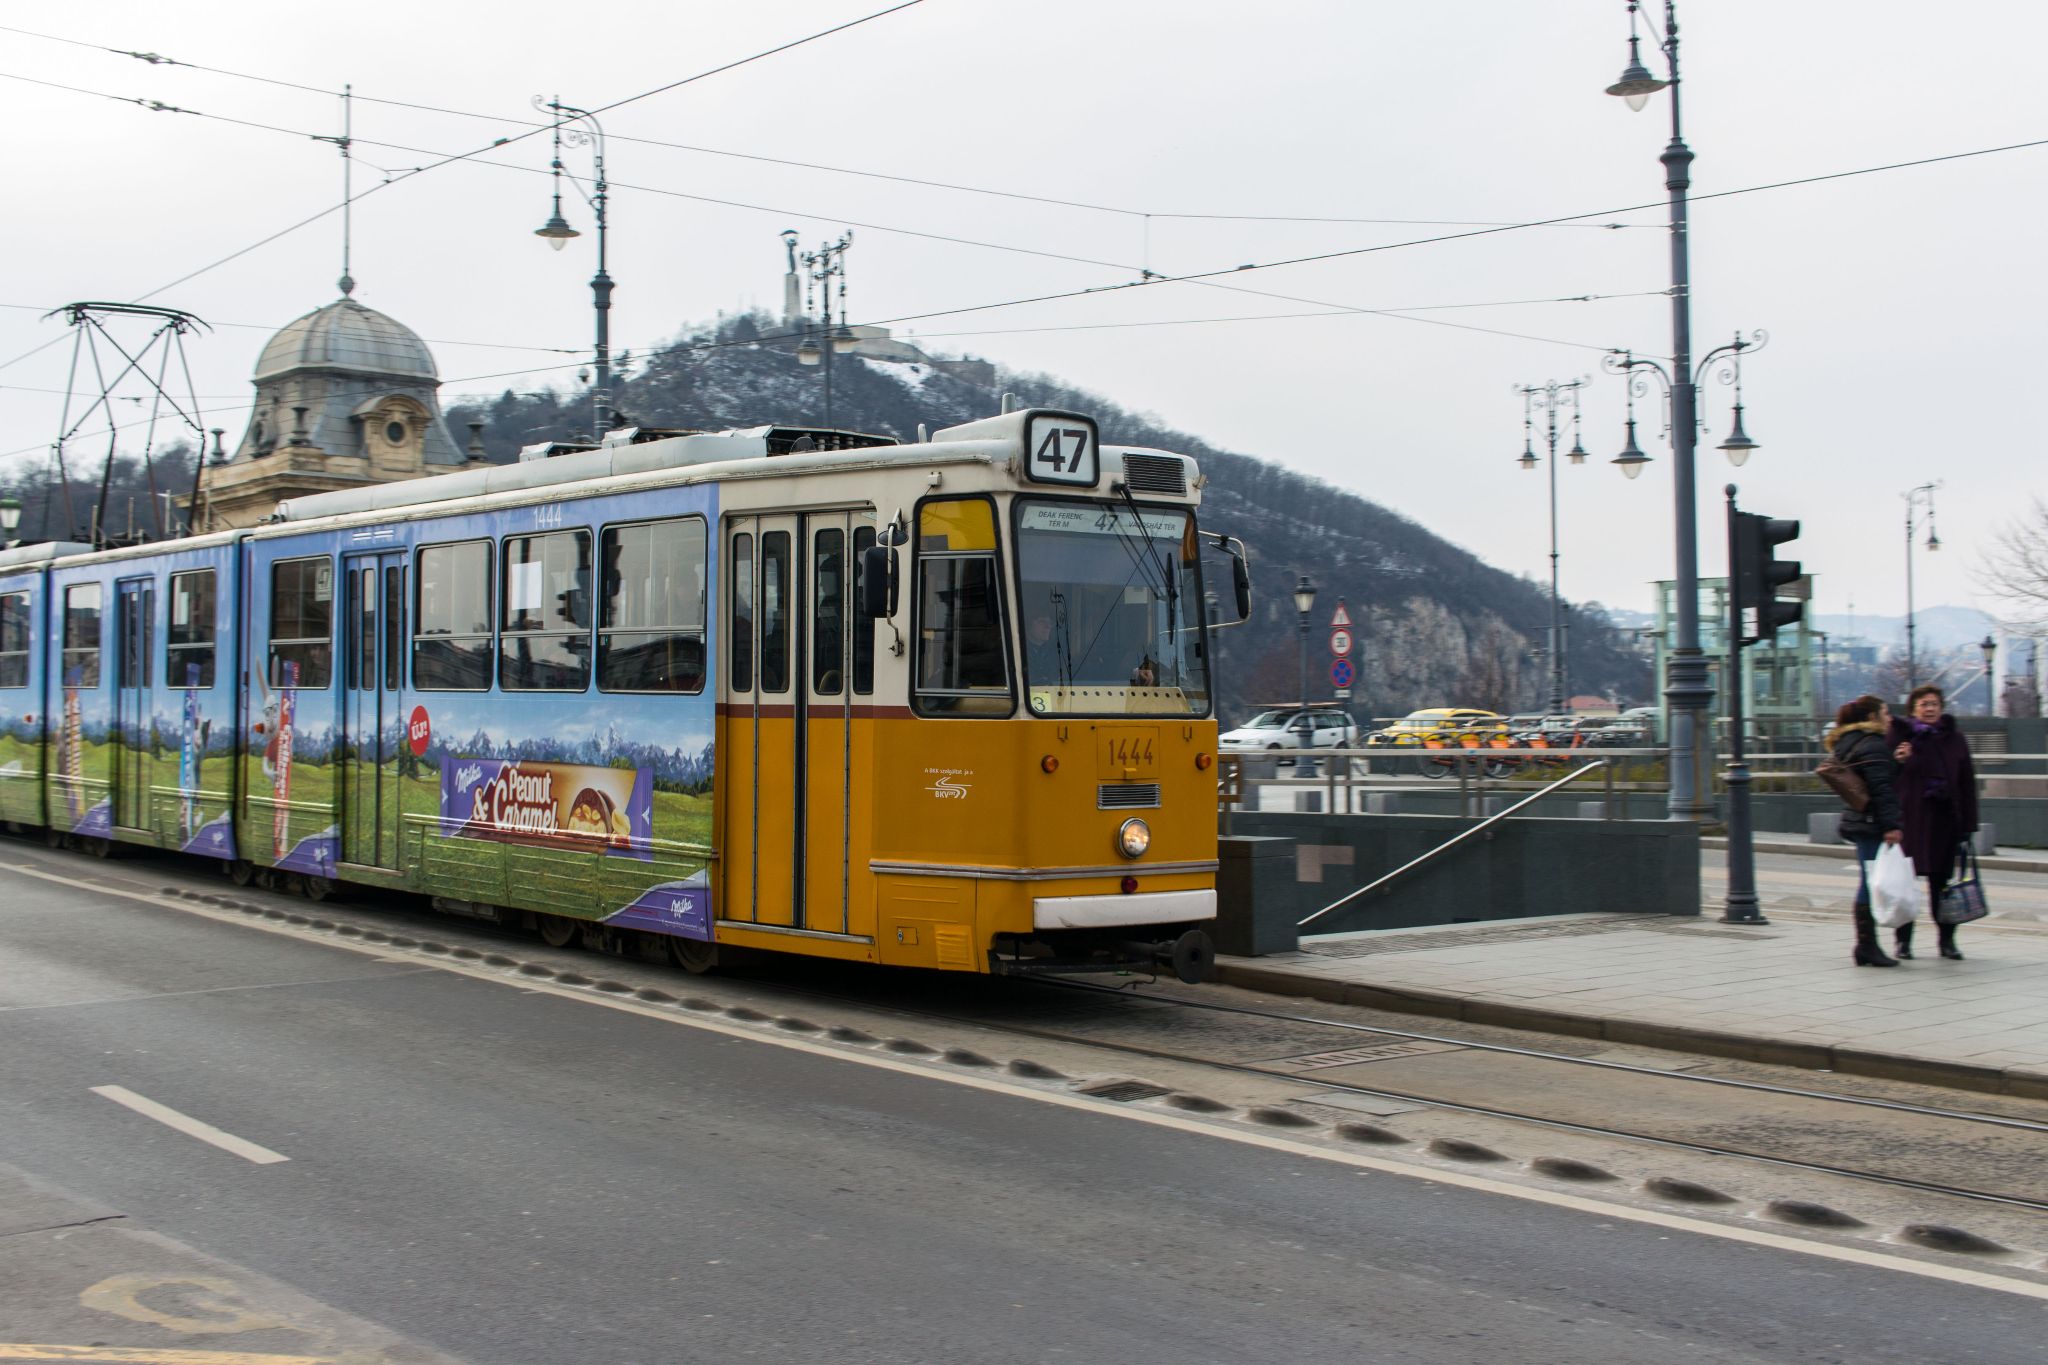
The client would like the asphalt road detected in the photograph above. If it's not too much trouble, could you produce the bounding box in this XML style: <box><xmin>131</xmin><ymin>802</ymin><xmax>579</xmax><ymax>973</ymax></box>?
<box><xmin>4</xmin><ymin>852</ymin><xmax>2044</xmax><ymax>1364</ymax></box>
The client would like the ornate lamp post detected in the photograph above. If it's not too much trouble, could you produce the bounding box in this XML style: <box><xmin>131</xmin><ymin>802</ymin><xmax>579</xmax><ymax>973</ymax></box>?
<box><xmin>1605</xmin><ymin>329</ymin><xmax>1765</xmax><ymax>818</ymax></box>
<box><xmin>1902</xmin><ymin>482</ymin><xmax>1941</xmax><ymax>686</ymax></box>
<box><xmin>1516</xmin><ymin>379</ymin><xmax>1589</xmax><ymax>714</ymax></box>
<box><xmin>1293</xmin><ymin>574</ymin><xmax>1318</xmax><ymax>707</ymax></box>
<box><xmin>533</xmin><ymin>96</ymin><xmax>615</xmax><ymax>436</ymax></box>
<box><xmin>1981</xmin><ymin>634</ymin><xmax>1999</xmax><ymax>715</ymax></box>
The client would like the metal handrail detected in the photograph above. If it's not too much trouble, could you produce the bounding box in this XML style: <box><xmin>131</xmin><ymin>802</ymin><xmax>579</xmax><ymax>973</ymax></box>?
<box><xmin>1296</xmin><ymin>760</ymin><xmax>1608</xmax><ymax>929</ymax></box>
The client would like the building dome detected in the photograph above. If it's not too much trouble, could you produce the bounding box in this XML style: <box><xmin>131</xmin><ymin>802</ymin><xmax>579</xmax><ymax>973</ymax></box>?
<box><xmin>253</xmin><ymin>297</ymin><xmax>438</xmax><ymax>383</ymax></box>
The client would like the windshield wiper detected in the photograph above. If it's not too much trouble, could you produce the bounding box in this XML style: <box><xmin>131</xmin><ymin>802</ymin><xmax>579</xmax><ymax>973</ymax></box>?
<box><xmin>1113</xmin><ymin>479</ymin><xmax>1179</xmax><ymax>668</ymax></box>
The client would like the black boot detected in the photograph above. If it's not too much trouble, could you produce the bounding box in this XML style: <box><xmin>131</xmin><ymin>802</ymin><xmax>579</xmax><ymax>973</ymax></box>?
<box><xmin>1938</xmin><ymin>924</ymin><xmax>1964</xmax><ymax>960</ymax></box>
<box><xmin>1894</xmin><ymin>923</ymin><xmax>1914</xmax><ymax>959</ymax></box>
<box><xmin>1853</xmin><ymin>906</ymin><xmax>1898</xmax><ymax>967</ymax></box>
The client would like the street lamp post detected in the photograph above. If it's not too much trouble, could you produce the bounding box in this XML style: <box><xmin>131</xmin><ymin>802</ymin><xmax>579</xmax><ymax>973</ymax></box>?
<box><xmin>1516</xmin><ymin>379</ymin><xmax>1589</xmax><ymax>714</ymax></box>
<box><xmin>1902</xmin><ymin>482</ymin><xmax>1941</xmax><ymax>687</ymax></box>
<box><xmin>532</xmin><ymin>96</ymin><xmax>615</xmax><ymax>437</ymax></box>
<box><xmin>1605</xmin><ymin>329</ymin><xmax>1764</xmax><ymax>818</ymax></box>
<box><xmin>791</xmin><ymin>230</ymin><xmax>856</xmax><ymax>432</ymax></box>
<box><xmin>1293</xmin><ymin>575</ymin><xmax>1318</xmax><ymax>707</ymax></box>
<box><xmin>1981</xmin><ymin>634</ymin><xmax>1999</xmax><ymax>715</ymax></box>
<box><xmin>1602</xmin><ymin>0</ymin><xmax>1767</xmax><ymax>822</ymax></box>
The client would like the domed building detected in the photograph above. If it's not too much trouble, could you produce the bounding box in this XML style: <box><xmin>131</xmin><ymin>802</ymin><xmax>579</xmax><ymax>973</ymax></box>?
<box><xmin>190</xmin><ymin>288</ymin><xmax>479</xmax><ymax>530</ymax></box>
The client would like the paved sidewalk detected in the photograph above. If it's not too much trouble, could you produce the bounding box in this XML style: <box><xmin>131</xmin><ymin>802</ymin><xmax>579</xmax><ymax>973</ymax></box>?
<box><xmin>1214</xmin><ymin>909</ymin><xmax>2048</xmax><ymax>1099</ymax></box>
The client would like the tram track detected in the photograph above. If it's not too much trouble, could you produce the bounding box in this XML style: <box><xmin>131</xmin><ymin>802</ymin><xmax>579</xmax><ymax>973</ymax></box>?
<box><xmin>14</xmin><ymin>835</ymin><xmax>2048</xmax><ymax>1227</ymax></box>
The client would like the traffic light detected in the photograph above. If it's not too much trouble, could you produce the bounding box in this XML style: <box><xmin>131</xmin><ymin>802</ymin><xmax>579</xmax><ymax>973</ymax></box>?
<box><xmin>1731</xmin><ymin>510</ymin><xmax>1802</xmax><ymax>645</ymax></box>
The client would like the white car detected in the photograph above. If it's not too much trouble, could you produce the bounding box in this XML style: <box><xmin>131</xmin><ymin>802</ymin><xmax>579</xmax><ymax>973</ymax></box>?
<box><xmin>1219</xmin><ymin>707</ymin><xmax>1361</xmax><ymax>758</ymax></box>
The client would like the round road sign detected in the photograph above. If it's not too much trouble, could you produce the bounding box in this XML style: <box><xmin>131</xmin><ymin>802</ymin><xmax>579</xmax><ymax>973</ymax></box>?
<box><xmin>1331</xmin><ymin>657</ymin><xmax>1355</xmax><ymax>689</ymax></box>
<box><xmin>1329</xmin><ymin>627</ymin><xmax>1353</xmax><ymax>657</ymax></box>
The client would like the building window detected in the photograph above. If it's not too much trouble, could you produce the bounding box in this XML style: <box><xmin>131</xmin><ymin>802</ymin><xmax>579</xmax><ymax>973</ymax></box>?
<box><xmin>0</xmin><ymin>592</ymin><xmax>29</xmax><ymax>688</ymax></box>
<box><xmin>500</xmin><ymin>529</ymin><xmax>592</xmax><ymax>691</ymax></box>
<box><xmin>385</xmin><ymin>420</ymin><xmax>407</xmax><ymax>446</ymax></box>
<box><xmin>167</xmin><ymin>570</ymin><xmax>217</xmax><ymax>688</ymax></box>
<box><xmin>414</xmin><ymin>541</ymin><xmax>492</xmax><ymax>690</ymax></box>
<box><xmin>599</xmin><ymin>517</ymin><xmax>705</xmax><ymax>693</ymax></box>
<box><xmin>269</xmin><ymin>558</ymin><xmax>332</xmax><ymax>689</ymax></box>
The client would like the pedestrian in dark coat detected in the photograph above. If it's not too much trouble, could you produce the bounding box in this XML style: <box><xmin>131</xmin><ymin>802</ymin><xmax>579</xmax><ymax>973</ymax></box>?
<box><xmin>1824</xmin><ymin>695</ymin><xmax>1903</xmax><ymax>967</ymax></box>
<box><xmin>1887</xmin><ymin>683</ymin><xmax>1980</xmax><ymax>960</ymax></box>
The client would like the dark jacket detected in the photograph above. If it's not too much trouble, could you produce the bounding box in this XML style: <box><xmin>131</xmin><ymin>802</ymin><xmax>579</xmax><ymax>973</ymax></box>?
<box><xmin>1886</xmin><ymin>712</ymin><xmax>1979</xmax><ymax>878</ymax></box>
<box><xmin>1825</xmin><ymin>720</ymin><xmax>1900</xmax><ymax>840</ymax></box>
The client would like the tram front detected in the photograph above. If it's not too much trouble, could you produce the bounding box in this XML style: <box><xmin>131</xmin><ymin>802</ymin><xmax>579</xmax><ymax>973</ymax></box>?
<box><xmin>867</xmin><ymin>407</ymin><xmax>1248</xmax><ymax>982</ymax></box>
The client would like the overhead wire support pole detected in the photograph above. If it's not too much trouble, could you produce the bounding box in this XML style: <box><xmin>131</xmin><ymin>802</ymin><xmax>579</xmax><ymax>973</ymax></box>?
<box><xmin>1514</xmin><ymin>378</ymin><xmax>1589</xmax><ymax>714</ymax></box>
<box><xmin>533</xmin><ymin>96</ymin><xmax>613</xmax><ymax>436</ymax></box>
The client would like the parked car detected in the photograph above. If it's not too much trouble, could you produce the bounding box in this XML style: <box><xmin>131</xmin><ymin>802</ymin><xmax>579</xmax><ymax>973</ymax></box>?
<box><xmin>1219</xmin><ymin>705</ymin><xmax>1361</xmax><ymax>760</ymax></box>
<box><xmin>1364</xmin><ymin>708</ymin><xmax>1510</xmax><ymax>749</ymax></box>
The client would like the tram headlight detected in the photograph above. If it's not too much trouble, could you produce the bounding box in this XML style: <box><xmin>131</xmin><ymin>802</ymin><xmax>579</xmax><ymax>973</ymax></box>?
<box><xmin>1116</xmin><ymin>817</ymin><xmax>1151</xmax><ymax>860</ymax></box>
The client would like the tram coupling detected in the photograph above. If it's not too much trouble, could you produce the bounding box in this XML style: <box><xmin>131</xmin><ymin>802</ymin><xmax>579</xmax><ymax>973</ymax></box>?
<box><xmin>989</xmin><ymin>928</ymin><xmax>1217</xmax><ymax>985</ymax></box>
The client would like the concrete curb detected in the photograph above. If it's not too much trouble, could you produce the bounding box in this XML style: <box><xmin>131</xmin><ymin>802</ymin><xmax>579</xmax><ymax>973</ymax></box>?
<box><xmin>1210</xmin><ymin>958</ymin><xmax>2048</xmax><ymax>1103</ymax></box>
<box><xmin>1704</xmin><ymin>836</ymin><xmax>2048</xmax><ymax>874</ymax></box>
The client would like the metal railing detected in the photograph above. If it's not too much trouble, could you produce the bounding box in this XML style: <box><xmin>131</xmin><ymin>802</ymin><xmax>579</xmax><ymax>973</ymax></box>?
<box><xmin>1296</xmin><ymin>761</ymin><xmax>1609</xmax><ymax>929</ymax></box>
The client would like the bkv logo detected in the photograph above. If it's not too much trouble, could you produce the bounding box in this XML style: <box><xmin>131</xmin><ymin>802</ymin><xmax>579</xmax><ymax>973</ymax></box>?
<box><xmin>925</xmin><ymin>773</ymin><xmax>970</xmax><ymax>800</ymax></box>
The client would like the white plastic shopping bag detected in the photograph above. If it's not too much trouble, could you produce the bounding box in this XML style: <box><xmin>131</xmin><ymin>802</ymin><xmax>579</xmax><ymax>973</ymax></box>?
<box><xmin>1870</xmin><ymin>844</ymin><xmax>1919</xmax><ymax>929</ymax></box>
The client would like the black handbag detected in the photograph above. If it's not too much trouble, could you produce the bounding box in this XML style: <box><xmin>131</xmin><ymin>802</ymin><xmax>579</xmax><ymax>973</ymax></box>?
<box><xmin>1937</xmin><ymin>843</ymin><xmax>1989</xmax><ymax>926</ymax></box>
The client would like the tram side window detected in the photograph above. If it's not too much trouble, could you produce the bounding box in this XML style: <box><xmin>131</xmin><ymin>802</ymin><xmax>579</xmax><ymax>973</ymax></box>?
<box><xmin>60</xmin><ymin>583</ymin><xmax>103</xmax><ymax>688</ymax></box>
<box><xmin>913</xmin><ymin>498</ymin><xmax>1010</xmax><ymax>716</ymax></box>
<box><xmin>269</xmin><ymin>558</ymin><xmax>333</xmax><ymax>689</ymax></box>
<box><xmin>501</xmin><ymin>529</ymin><xmax>592</xmax><ymax>691</ymax></box>
<box><xmin>761</xmin><ymin>531</ymin><xmax>790</xmax><ymax>694</ymax></box>
<box><xmin>0</xmin><ymin>592</ymin><xmax>28</xmax><ymax>688</ymax></box>
<box><xmin>599</xmin><ymin>518</ymin><xmax>705</xmax><ymax>693</ymax></box>
<box><xmin>813</xmin><ymin>527</ymin><xmax>844</xmax><ymax>695</ymax></box>
<box><xmin>167</xmin><ymin>569</ymin><xmax>216</xmax><ymax>689</ymax></box>
<box><xmin>414</xmin><ymin>541</ymin><xmax>492</xmax><ymax>690</ymax></box>
<box><xmin>851</xmin><ymin>526</ymin><xmax>875</xmax><ymax>695</ymax></box>
<box><xmin>730</xmin><ymin>533</ymin><xmax>754</xmax><ymax>692</ymax></box>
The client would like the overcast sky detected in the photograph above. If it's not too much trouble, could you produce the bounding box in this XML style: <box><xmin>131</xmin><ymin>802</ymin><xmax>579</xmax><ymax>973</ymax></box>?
<box><xmin>2</xmin><ymin>1</ymin><xmax>2041</xmax><ymax>631</ymax></box>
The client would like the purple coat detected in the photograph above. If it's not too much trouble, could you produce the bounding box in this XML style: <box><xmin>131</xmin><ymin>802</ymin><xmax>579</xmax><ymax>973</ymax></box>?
<box><xmin>1886</xmin><ymin>713</ymin><xmax>1979</xmax><ymax>881</ymax></box>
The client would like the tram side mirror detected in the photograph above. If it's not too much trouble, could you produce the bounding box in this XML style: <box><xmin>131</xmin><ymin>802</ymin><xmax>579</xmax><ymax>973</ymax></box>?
<box><xmin>1230</xmin><ymin>552</ymin><xmax>1251</xmax><ymax>623</ymax></box>
<box><xmin>860</xmin><ymin>543</ymin><xmax>898</xmax><ymax>618</ymax></box>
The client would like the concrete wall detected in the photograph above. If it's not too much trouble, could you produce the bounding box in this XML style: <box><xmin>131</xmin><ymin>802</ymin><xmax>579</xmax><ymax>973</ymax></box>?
<box><xmin>1223</xmin><ymin>812</ymin><xmax>1700</xmax><ymax>941</ymax></box>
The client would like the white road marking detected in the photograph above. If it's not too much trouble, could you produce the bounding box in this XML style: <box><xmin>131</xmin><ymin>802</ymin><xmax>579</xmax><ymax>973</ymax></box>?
<box><xmin>18</xmin><ymin>858</ymin><xmax>2048</xmax><ymax>1300</ymax></box>
<box><xmin>89</xmin><ymin>1085</ymin><xmax>290</xmax><ymax>1166</ymax></box>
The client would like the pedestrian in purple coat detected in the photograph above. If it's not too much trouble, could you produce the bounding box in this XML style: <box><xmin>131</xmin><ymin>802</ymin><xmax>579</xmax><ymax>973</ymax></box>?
<box><xmin>1887</xmin><ymin>684</ymin><xmax>1980</xmax><ymax>960</ymax></box>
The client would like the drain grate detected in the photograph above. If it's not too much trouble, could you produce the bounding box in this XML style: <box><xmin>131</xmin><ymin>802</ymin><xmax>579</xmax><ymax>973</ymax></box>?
<box><xmin>1273</xmin><ymin>1041</ymin><xmax>1464</xmax><ymax>1070</ymax></box>
<box><xmin>1080</xmin><ymin>1080</ymin><xmax>1173</xmax><ymax>1103</ymax></box>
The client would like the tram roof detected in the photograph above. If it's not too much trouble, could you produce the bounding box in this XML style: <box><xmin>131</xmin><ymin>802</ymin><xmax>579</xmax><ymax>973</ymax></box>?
<box><xmin>0</xmin><ymin>540</ymin><xmax>95</xmax><ymax>573</ymax></box>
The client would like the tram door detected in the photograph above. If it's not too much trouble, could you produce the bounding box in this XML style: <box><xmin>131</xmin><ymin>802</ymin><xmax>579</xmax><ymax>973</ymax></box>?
<box><xmin>803</xmin><ymin>513</ymin><xmax>862</xmax><ymax>937</ymax></box>
<box><xmin>112</xmin><ymin>578</ymin><xmax>154</xmax><ymax>831</ymax></box>
<box><xmin>341</xmin><ymin>552</ymin><xmax>407</xmax><ymax>869</ymax></box>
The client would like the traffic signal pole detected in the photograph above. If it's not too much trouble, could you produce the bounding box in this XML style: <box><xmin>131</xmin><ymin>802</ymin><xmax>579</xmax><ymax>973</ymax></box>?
<box><xmin>1721</xmin><ymin>486</ymin><xmax>1765</xmax><ymax>923</ymax></box>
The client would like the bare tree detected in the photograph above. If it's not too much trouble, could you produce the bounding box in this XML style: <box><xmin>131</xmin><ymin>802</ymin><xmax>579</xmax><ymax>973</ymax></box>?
<box><xmin>1974</xmin><ymin>496</ymin><xmax>2048</xmax><ymax>633</ymax></box>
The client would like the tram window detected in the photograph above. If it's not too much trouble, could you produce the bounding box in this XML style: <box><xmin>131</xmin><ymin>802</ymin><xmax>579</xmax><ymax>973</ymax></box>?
<box><xmin>167</xmin><ymin>570</ymin><xmax>216</xmax><ymax>689</ymax></box>
<box><xmin>62</xmin><ymin>583</ymin><xmax>102</xmax><ymax>688</ymax></box>
<box><xmin>761</xmin><ymin>532</ymin><xmax>791</xmax><ymax>694</ymax></box>
<box><xmin>269</xmin><ymin>557</ymin><xmax>333</xmax><ymax>689</ymax></box>
<box><xmin>730</xmin><ymin>533</ymin><xmax>754</xmax><ymax>692</ymax></box>
<box><xmin>413</xmin><ymin>541</ymin><xmax>492</xmax><ymax>690</ymax></box>
<box><xmin>913</xmin><ymin>499</ymin><xmax>1010</xmax><ymax>716</ymax></box>
<box><xmin>356</xmin><ymin>567</ymin><xmax>377</xmax><ymax>692</ymax></box>
<box><xmin>500</xmin><ymin>529</ymin><xmax>592</xmax><ymax>692</ymax></box>
<box><xmin>851</xmin><ymin>527</ymin><xmax>875</xmax><ymax>695</ymax></box>
<box><xmin>383</xmin><ymin>566</ymin><xmax>404</xmax><ymax>691</ymax></box>
<box><xmin>598</xmin><ymin>517</ymin><xmax>705</xmax><ymax>693</ymax></box>
<box><xmin>813</xmin><ymin>527</ymin><xmax>845</xmax><ymax>696</ymax></box>
<box><xmin>0</xmin><ymin>592</ymin><xmax>29</xmax><ymax>688</ymax></box>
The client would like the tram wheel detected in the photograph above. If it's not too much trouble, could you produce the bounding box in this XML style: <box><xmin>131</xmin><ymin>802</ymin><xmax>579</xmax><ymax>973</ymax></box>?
<box><xmin>227</xmin><ymin>859</ymin><xmax>256</xmax><ymax>886</ymax></box>
<box><xmin>668</xmin><ymin>937</ymin><xmax>719</xmax><ymax>975</ymax></box>
<box><xmin>535</xmin><ymin>913</ymin><xmax>581</xmax><ymax>949</ymax></box>
<box><xmin>81</xmin><ymin>836</ymin><xmax>113</xmax><ymax>859</ymax></box>
<box><xmin>44</xmin><ymin>826</ymin><xmax>65</xmax><ymax>849</ymax></box>
<box><xmin>302</xmin><ymin>875</ymin><xmax>336</xmax><ymax>903</ymax></box>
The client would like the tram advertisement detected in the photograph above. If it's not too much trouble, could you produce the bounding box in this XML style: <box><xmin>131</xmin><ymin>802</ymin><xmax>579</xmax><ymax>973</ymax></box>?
<box><xmin>271</xmin><ymin>662</ymin><xmax>298</xmax><ymax>860</ymax></box>
<box><xmin>439</xmin><ymin>757</ymin><xmax>654</xmax><ymax>859</ymax></box>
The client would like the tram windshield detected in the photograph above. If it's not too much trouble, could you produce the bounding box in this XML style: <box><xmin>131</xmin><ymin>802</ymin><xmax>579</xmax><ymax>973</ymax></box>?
<box><xmin>1014</xmin><ymin>498</ymin><xmax>1210</xmax><ymax>716</ymax></box>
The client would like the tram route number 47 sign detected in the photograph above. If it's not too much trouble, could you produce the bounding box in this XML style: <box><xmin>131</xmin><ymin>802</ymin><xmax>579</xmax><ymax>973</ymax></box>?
<box><xmin>1023</xmin><ymin>412</ymin><xmax>1099</xmax><ymax>487</ymax></box>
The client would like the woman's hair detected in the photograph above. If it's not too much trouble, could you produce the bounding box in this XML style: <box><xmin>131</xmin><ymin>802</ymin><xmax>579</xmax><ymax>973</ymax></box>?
<box><xmin>1907</xmin><ymin>683</ymin><xmax>1945</xmax><ymax>708</ymax></box>
<box><xmin>1835</xmin><ymin>694</ymin><xmax>1884</xmax><ymax>726</ymax></box>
